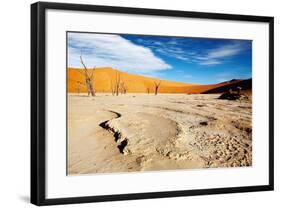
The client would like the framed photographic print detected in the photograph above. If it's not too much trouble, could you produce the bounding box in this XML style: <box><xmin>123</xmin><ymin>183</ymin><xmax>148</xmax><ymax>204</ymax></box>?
<box><xmin>31</xmin><ymin>2</ymin><xmax>274</xmax><ymax>206</ymax></box>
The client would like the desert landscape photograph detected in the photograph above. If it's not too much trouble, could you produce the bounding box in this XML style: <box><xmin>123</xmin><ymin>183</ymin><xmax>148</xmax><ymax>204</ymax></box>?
<box><xmin>67</xmin><ymin>32</ymin><xmax>252</xmax><ymax>175</ymax></box>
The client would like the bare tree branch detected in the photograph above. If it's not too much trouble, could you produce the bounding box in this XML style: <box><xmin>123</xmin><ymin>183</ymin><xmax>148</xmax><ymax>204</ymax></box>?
<box><xmin>114</xmin><ymin>71</ymin><xmax>121</xmax><ymax>96</ymax></box>
<box><xmin>80</xmin><ymin>53</ymin><xmax>95</xmax><ymax>96</ymax></box>
<box><xmin>154</xmin><ymin>81</ymin><xmax>161</xmax><ymax>95</ymax></box>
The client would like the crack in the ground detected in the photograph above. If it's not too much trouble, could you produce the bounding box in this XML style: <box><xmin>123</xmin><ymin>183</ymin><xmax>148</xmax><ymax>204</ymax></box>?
<box><xmin>99</xmin><ymin>110</ymin><xmax>128</xmax><ymax>154</ymax></box>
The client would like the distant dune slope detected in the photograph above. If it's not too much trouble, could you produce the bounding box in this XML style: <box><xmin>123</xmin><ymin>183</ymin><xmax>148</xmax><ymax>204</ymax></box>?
<box><xmin>68</xmin><ymin>67</ymin><xmax>251</xmax><ymax>94</ymax></box>
<box><xmin>202</xmin><ymin>79</ymin><xmax>252</xmax><ymax>94</ymax></box>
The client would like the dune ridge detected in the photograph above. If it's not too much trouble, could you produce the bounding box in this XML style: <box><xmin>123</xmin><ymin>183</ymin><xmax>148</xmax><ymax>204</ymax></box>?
<box><xmin>67</xmin><ymin>67</ymin><xmax>248</xmax><ymax>94</ymax></box>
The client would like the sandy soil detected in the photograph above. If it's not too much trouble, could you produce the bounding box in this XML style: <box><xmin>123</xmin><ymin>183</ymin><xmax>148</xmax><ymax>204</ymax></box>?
<box><xmin>67</xmin><ymin>93</ymin><xmax>252</xmax><ymax>175</ymax></box>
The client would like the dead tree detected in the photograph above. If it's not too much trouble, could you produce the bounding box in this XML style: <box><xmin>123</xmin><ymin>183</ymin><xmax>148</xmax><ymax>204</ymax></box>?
<box><xmin>154</xmin><ymin>81</ymin><xmax>161</xmax><ymax>95</ymax></box>
<box><xmin>123</xmin><ymin>84</ymin><xmax>127</xmax><ymax>94</ymax></box>
<box><xmin>120</xmin><ymin>81</ymin><xmax>127</xmax><ymax>94</ymax></box>
<box><xmin>110</xmin><ymin>79</ymin><xmax>115</xmax><ymax>95</ymax></box>
<box><xmin>76</xmin><ymin>81</ymin><xmax>83</xmax><ymax>94</ymax></box>
<box><xmin>147</xmin><ymin>87</ymin><xmax>150</xmax><ymax>94</ymax></box>
<box><xmin>80</xmin><ymin>54</ymin><xmax>95</xmax><ymax>96</ymax></box>
<box><xmin>114</xmin><ymin>71</ymin><xmax>121</xmax><ymax>96</ymax></box>
<box><xmin>120</xmin><ymin>81</ymin><xmax>124</xmax><ymax>94</ymax></box>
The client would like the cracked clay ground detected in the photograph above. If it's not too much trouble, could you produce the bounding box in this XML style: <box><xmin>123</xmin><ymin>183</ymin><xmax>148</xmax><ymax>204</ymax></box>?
<box><xmin>67</xmin><ymin>93</ymin><xmax>252</xmax><ymax>175</ymax></box>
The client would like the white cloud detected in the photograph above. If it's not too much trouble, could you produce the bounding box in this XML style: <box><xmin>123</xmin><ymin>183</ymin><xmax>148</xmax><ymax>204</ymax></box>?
<box><xmin>139</xmin><ymin>38</ymin><xmax>248</xmax><ymax>66</ymax></box>
<box><xmin>199</xmin><ymin>60</ymin><xmax>221</xmax><ymax>65</ymax></box>
<box><xmin>135</xmin><ymin>38</ymin><xmax>192</xmax><ymax>62</ymax></box>
<box><xmin>198</xmin><ymin>43</ymin><xmax>245</xmax><ymax>66</ymax></box>
<box><xmin>68</xmin><ymin>33</ymin><xmax>171</xmax><ymax>72</ymax></box>
<box><xmin>207</xmin><ymin>43</ymin><xmax>243</xmax><ymax>59</ymax></box>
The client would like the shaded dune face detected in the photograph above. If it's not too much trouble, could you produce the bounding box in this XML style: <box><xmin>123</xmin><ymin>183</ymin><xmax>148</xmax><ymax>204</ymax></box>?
<box><xmin>67</xmin><ymin>67</ymin><xmax>244</xmax><ymax>94</ymax></box>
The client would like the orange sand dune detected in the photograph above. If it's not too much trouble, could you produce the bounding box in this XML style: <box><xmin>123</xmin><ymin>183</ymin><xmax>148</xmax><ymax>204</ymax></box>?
<box><xmin>67</xmin><ymin>67</ymin><xmax>238</xmax><ymax>94</ymax></box>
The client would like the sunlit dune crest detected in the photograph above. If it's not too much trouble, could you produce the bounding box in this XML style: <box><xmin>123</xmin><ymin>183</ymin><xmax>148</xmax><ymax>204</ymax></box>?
<box><xmin>68</xmin><ymin>67</ymin><xmax>247</xmax><ymax>94</ymax></box>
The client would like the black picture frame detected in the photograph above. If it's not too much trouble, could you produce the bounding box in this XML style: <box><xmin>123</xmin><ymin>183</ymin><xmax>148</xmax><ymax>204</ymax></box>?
<box><xmin>31</xmin><ymin>1</ymin><xmax>274</xmax><ymax>206</ymax></box>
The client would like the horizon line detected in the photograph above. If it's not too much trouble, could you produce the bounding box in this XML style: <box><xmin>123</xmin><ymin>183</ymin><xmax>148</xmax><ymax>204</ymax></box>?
<box><xmin>67</xmin><ymin>66</ymin><xmax>252</xmax><ymax>85</ymax></box>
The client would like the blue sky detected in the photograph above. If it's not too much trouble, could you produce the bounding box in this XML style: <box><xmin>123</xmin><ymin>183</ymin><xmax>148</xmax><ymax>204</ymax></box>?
<box><xmin>68</xmin><ymin>32</ymin><xmax>252</xmax><ymax>84</ymax></box>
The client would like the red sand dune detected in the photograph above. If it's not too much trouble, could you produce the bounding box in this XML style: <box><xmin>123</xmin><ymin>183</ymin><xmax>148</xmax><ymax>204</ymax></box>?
<box><xmin>67</xmin><ymin>67</ymin><xmax>250</xmax><ymax>94</ymax></box>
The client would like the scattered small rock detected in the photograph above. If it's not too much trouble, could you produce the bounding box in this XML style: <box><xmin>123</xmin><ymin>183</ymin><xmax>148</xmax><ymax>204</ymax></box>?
<box><xmin>199</xmin><ymin>121</ymin><xmax>208</xmax><ymax>126</ymax></box>
<box><xmin>218</xmin><ymin>91</ymin><xmax>241</xmax><ymax>100</ymax></box>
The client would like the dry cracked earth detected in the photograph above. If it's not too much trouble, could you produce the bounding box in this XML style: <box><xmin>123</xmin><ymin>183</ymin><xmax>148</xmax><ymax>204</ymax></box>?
<box><xmin>67</xmin><ymin>93</ymin><xmax>252</xmax><ymax>175</ymax></box>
